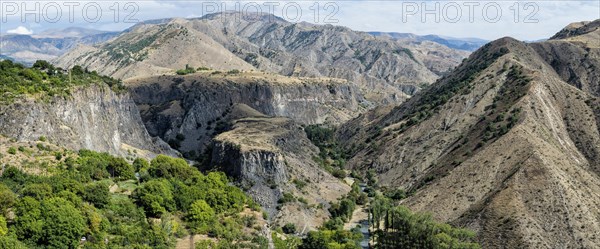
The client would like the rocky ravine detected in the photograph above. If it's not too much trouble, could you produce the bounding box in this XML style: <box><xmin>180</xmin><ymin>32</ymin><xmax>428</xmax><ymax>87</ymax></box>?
<box><xmin>0</xmin><ymin>84</ymin><xmax>174</xmax><ymax>158</ymax></box>
<box><xmin>338</xmin><ymin>21</ymin><xmax>600</xmax><ymax>248</ymax></box>
<box><xmin>127</xmin><ymin>71</ymin><xmax>364</xmax><ymax>156</ymax></box>
<box><xmin>210</xmin><ymin>105</ymin><xmax>350</xmax><ymax>231</ymax></box>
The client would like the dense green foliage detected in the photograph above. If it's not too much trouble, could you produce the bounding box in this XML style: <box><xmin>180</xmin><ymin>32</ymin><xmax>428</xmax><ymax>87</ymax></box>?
<box><xmin>305</xmin><ymin>125</ymin><xmax>348</xmax><ymax>178</ymax></box>
<box><xmin>273</xmin><ymin>232</ymin><xmax>302</xmax><ymax>249</ymax></box>
<box><xmin>0</xmin><ymin>60</ymin><xmax>126</xmax><ymax>103</ymax></box>
<box><xmin>369</xmin><ymin>195</ymin><xmax>480</xmax><ymax>249</ymax></box>
<box><xmin>327</xmin><ymin>182</ymin><xmax>367</xmax><ymax>226</ymax></box>
<box><xmin>299</xmin><ymin>229</ymin><xmax>362</xmax><ymax>249</ymax></box>
<box><xmin>293</xmin><ymin>182</ymin><xmax>365</xmax><ymax>249</ymax></box>
<box><xmin>0</xmin><ymin>149</ymin><xmax>260</xmax><ymax>248</ymax></box>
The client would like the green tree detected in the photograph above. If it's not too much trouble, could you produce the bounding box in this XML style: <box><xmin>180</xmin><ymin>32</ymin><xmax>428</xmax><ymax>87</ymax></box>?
<box><xmin>133</xmin><ymin>179</ymin><xmax>175</xmax><ymax>217</ymax></box>
<box><xmin>0</xmin><ymin>184</ymin><xmax>16</xmax><ymax>215</ymax></box>
<box><xmin>369</xmin><ymin>196</ymin><xmax>480</xmax><ymax>249</ymax></box>
<box><xmin>300</xmin><ymin>229</ymin><xmax>362</xmax><ymax>249</ymax></box>
<box><xmin>13</xmin><ymin>196</ymin><xmax>43</xmax><ymax>243</ymax></box>
<box><xmin>71</xmin><ymin>65</ymin><xmax>84</xmax><ymax>75</ymax></box>
<box><xmin>106</xmin><ymin>157</ymin><xmax>135</xmax><ymax>180</ymax></box>
<box><xmin>21</xmin><ymin>183</ymin><xmax>53</xmax><ymax>200</ymax></box>
<box><xmin>328</xmin><ymin>198</ymin><xmax>355</xmax><ymax>222</ymax></box>
<box><xmin>186</xmin><ymin>200</ymin><xmax>215</xmax><ymax>233</ymax></box>
<box><xmin>133</xmin><ymin>158</ymin><xmax>150</xmax><ymax>172</ymax></box>
<box><xmin>83</xmin><ymin>182</ymin><xmax>110</xmax><ymax>208</ymax></box>
<box><xmin>149</xmin><ymin>155</ymin><xmax>198</xmax><ymax>181</ymax></box>
<box><xmin>0</xmin><ymin>215</ymin><xmax>7</xmax><ymax>236</ymax></box>
<box><xmin>50</xmin><ymin>176</ymin><xmax>84</xmax><ymax>195</ymax></box>
<box><xmin>40</xmin><ymin>197</ymin><xmax>86</xmax><ymax>249</ymax></box>
<box><xmin>0</xmin><ymin>235</ymin><xmax>28</xmax><ymax>249</ymax></box>
<box><xmin>32</xmin><ymin>60</ymin><xmax>53</xmax><ymax>70</ymax></box>
<box><xmin>282</xmin><ymin>223</ymin><xmax>297</xmax><ymax>234</ymax></box>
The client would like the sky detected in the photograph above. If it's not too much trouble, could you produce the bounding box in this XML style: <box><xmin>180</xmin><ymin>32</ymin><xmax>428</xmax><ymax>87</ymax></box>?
<box><xmin>1</xmin><ymin>0</ymin><xmax>599</xmax><ymax>40</ymax></box>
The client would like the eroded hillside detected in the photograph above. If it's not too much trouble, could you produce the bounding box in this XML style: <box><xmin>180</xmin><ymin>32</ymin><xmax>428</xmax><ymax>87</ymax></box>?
<box><xmin>210</xmin><ymin>107</ymin><xmax>351</xmax><ymax>231</ymax></box>
<box><xmin>126</xmin><ymin>70</ymin><xmax>363</xmax><ymax>156</ymax></box>
<box><xmin>56</xmin><ymin>12</ymin><xmax>468</xmax><ymax>104</ymax></box>
<box><xmin>338</xmin><ymin>22</ymin><xmax>600</xmax><ymax>248</ymax></box>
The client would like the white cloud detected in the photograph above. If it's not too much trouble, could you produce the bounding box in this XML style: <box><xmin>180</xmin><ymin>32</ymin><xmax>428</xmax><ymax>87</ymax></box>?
<box><xmin>6</xmin><ymin>26</ymin><xmax>33</xmax><ymax>35</ymax></box>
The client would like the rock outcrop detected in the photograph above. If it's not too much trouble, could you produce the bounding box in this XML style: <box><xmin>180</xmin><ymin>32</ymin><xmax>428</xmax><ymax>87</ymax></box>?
<box><xmin>0</xmin><ymin>84</ymin><xmax>173</xmax><ymax>158</ymax></box>
<box><xmin>211</xmin><ymin>111</ymin><xmax>350</xmax><ymax>231</ymax></box>
<box><xmin>127</xmin><ymin>71</ymin><xmax>364</xmax><ymax>155</ymax></box>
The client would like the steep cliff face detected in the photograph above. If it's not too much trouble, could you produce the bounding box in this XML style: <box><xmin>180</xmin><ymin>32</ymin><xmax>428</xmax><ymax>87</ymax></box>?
<box><xmin>0</xmin><ymin>84</ymin><xmax>173</xmax><ymax>157</ymax></box>
<box><xmin>127</xmin><ymin>71</ymin><xmax>364</xmax><ymax>156</ymax></box>
<box><xmin>338</xmin><ymin>33</ymin><xmax>600</xmax><ymax>248</ymax></box>
<box><xmin>211</xmin><ymin>114</ymin><xmax>350</xmax><ymax>231</ymax></box>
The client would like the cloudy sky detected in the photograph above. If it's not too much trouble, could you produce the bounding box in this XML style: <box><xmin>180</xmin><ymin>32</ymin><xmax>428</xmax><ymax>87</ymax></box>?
<box><xmin>1</xmin><ymin>0</ymin><xmax>599</xmax><ymax>40</ymax></box>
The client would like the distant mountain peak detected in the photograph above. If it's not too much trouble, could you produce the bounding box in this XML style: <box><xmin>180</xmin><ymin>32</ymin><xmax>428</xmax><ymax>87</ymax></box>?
<box><xmin>34</xmin><ymin>27</ymin><xmax>110</xmax><ymax>38</ymax></box>
<box><xmin>200</xmin><ymin>11</ymin><xmax>288</xmax><ymax>23</ymax></box>
<box><xmin>369</xmin><ymin>31</ymin><xmax>488</xmax><ymax>51</ymax></box>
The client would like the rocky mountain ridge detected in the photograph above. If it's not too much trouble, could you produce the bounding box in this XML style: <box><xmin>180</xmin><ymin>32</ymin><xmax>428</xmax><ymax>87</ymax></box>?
<box><xmin>337</xmin><ymin>20</ymin><xmax>600</xmax><ymax>248</ymax></box>
<box><xmin>56</xmin><ymin>12</ymin><xmax>469</xmax><ymax>104</ymax></box>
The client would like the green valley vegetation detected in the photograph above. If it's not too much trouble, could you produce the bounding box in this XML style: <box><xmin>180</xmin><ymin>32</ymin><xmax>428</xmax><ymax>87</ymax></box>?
<box><xmin>0</xmin><ymin>149</ymin><xmax>268</xmax><ymax>249</ymax></box>
<box><xmin>0</xmin><ymin>60</ymin><xmax>126</xmax><ymax>104</ymax></box>
<box><xmin>292</xmin><ymin>182</ymin><xmax>366</xmax><ymax>249</ymax></box>
<box><xmin>369</xmin><ymin>195</ymin><xmax>480</xmax><ymax>249</ymax></box>
<box><xmin>176</xmin><ymin>64</ymin><xmax>197</xmax><ymax>75</ymax></box>
<box><xmin>304</xmin><ymin>125</ymin><xmax>349</xmax><ymax>179</ymax></box>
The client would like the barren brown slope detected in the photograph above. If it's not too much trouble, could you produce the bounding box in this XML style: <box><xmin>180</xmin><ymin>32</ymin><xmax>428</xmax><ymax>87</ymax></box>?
<box><xmin>55</xmin><ymin>19</ymin><xmax>254</xmax><ymax>80</ymax></box>
<box><xmin>531</xmin><ymin>19</ymin><xmax>600</xmax><ymax>97</ymax></box>
<box><xmin>338</xmin><ymin>35</ymin><xmax>600</xmax><ymax>248</ymax></box>
<box><xmin>189</xmin><ymin>12</ymin><xmax>468</xmax><ymax>103</ymax></box>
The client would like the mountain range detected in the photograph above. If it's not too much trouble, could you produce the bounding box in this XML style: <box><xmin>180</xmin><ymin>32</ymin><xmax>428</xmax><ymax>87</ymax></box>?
<box><xmin>0</xmin><ymin>11</ymin><xmax>599</xmax><ymax>249</ymax></box>
<box><xmin>369</xmin><ymin>32</ymin><xmax>488</xmax><ymax>51</ymax></box>
<box><xmin>0</xmin><ymin>27</ymin><xmax>119</xmax><ymax>65</ymax></box>
<box><xmin>56</xmin><ymin>12</ymin><xmax>470</xmax><ymax>104</ymax></box>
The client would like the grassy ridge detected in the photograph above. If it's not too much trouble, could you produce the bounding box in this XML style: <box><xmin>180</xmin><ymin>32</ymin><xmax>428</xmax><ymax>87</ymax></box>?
<box><xmin>0</xmin><ymin>60</ymin><xmax>126</xmax><ymax>104</ymax></box>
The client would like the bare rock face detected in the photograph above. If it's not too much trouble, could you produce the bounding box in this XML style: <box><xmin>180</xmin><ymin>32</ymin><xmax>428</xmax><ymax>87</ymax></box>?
<box><xmin>211</xmin><ymin>114</ymin><xmax>350</xmax><ymax>232</ymax></box>
<box><xmin>56</xmin><ymin>12</ymin><xmax>468</xmax><ymax>104</ymax></box>
<box><xmin>338</xmin><ymin>24</ymin><xmax>600</xmax><ymax>248</ymax></box>
<box><xmin>0</xmin><ymin>84</ymin><xmax>174</xmax><ymax>158</ymax></box>
<box><xmin>127</xmin><ymin>71</ymin><xmax>364</xmax><ymax>156</ymax></box>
